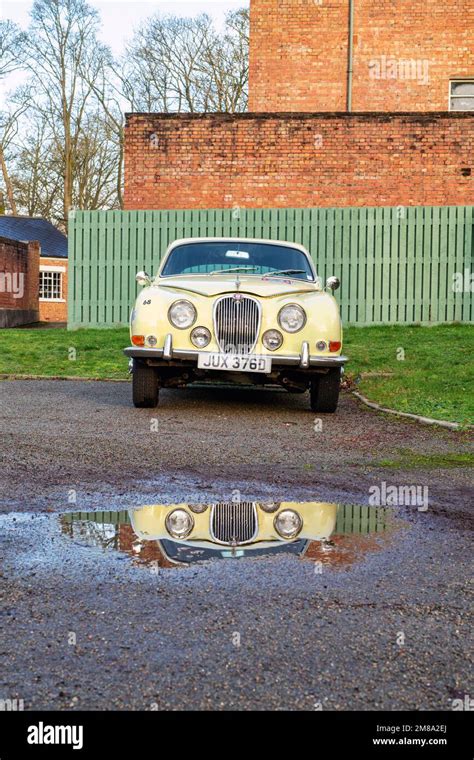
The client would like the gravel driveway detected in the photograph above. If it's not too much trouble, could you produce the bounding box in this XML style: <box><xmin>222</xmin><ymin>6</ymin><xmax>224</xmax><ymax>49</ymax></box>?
<box><xmin>0</xmin><ymin>379</ymin><xmax>472</xmax><ymax>710</ymax></box>
<box><xmin>0</xmin><ymin>379</ymin><xmax>472</xmax><ymax>511</ymax></box>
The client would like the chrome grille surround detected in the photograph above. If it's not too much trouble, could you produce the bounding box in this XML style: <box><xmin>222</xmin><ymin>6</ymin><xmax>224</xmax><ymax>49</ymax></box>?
<box><xmin>210</xmin><ymin>502</ymin><xmax>258</xmax><ymax>545</ymax></box>
<box><xmin>213</xmin><ymin>294</ymin><xmax>261</xmax><ymax>354</ymax></box>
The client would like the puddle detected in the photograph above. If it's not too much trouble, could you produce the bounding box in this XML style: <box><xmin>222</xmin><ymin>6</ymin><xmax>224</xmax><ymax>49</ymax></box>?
<box><xmin>55</xmin><ymin>501</ymin><xmax>403</xmax><ymax>569</ymax></box>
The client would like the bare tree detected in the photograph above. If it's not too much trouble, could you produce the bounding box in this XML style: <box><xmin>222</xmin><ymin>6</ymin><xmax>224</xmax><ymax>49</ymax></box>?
<box><xmin>22</xmin><ymin>0</ymin><xmax>102</xmax><ymax>228</ymax></box>
<box><xmin>73</xmin><ymin>109</ymin><xmax>121</xmax><ymax>210</ymax></box>
<box><xmin>9</xmin><ymin>113</ymin><xmax>63</xmax><ymax>220</ymax></box>
<box><xmin>0</xmin><ymin>96</ymin><xmax>31</xmax><ymax>215</ymax></box>
<box><xmin>0</xmin><ymin>21</ymin><xmax>25</xmax><ymax>214</ymax></box>
<box><xmin>124</xmin><ymin>11</ymin><xmax>249</xmax><ymax>113</ymax></box>
<box><xmin>79</xmin><ymin>45</ymin><xmax>126</xmax><ymax>208</ymax></box>
<box><xmin>0</xmin><ymin>20</ymin><xmax>23</xmax><ymax>78</ymax></box>
<box><xmin>201</xmin><ymin>9</ymin><xmax>249</xmax><ymax>112</ymax></box>
<box><xmin>0</xmin><ymin>5</ymin><xmax>250</xmax><ymax>224</ymax></box>
<box><xmin>124</xmin><ymin>14</ymin><xmax>213</xmax><ymax>113</ymax></box>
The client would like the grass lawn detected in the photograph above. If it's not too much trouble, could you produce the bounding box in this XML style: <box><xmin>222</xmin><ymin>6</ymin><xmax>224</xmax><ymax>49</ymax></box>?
<box><xmin>0</xmin><ymin>323</ymin><xmax>472</xmax><ymax>425</ymax></box>
<box><xmin>344</xmin><ymin>324</ymin><xmax>473</xmax><ymax>426</ymax></box>
<box><xmin>0</xmin><ymin>327</ymin><xmax>130</xmax><ymax>381</ymax></box>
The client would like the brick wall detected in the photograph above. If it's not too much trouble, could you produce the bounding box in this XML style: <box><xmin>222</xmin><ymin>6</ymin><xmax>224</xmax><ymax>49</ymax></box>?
<box><xmin>124</xmin><ymin>112</ymin><xmax>474</xmax><ymax>210</ymax></box>
<box><xmin>0</xmin><ymin>236</ymin><xmax>39</xmax><ymax>327</ymax></box>
<box><xmin>249</xmin><ymin>0</ymin><xmax>474</xmax><ymax>112</ymax></box>
<box><xmin>39</xmin><ymin>256</ymin><xmax>68</xmax><ymax>322</ymax></box>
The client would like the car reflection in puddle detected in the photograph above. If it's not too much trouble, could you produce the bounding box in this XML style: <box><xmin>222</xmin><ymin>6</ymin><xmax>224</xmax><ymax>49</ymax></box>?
<box><xmin>60</xmin><ymin>502</ymin><xmax>402</xmax><ymax>570</ymax></box>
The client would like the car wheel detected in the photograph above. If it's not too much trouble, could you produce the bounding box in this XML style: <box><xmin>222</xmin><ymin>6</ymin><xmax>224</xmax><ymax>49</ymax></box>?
<box><xmin>132</xmin><ymin>362</ymin><xmax>159</xmax><ymax>408</ymax></box>
<box><xmin>310</xmin><ymin>368</ymin><xmax>341</xmax><ymax>413</ymax></box>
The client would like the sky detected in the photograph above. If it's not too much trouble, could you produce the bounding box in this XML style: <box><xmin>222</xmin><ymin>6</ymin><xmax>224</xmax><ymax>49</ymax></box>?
<box><xmin>2</xmin><ymin>0</ymin><xmax>247</xmax><ymax>52</ymax></box>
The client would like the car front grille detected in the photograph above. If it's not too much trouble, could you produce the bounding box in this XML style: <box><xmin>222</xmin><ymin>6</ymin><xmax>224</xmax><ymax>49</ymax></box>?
<box><xmin>211</xmin><ymin>502</ymin><xmax>258</xmax><ymax>544</ymax></box>
<box><xmin>214</xmin><ymin>295</ymin><xmax>261</xmax><ymax>354</ymax></box>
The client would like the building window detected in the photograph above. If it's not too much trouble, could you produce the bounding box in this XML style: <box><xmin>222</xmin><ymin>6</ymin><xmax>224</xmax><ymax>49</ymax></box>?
<box><xmin>450</xmin><ymin>80</ymin><xmax>474</xmax><ymax>111</ymax></box>
<box><xmin>39</xmin><ymin>270</ymin><xmax>62</xmax><ymax>300</ymax></box>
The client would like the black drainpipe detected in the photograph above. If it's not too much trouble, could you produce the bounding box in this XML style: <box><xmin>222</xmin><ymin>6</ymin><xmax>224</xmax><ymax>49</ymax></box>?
<box><xmin>347</xmin><ymin>0</ymin><xmax>355</xmax><ymax>111</ymax></box>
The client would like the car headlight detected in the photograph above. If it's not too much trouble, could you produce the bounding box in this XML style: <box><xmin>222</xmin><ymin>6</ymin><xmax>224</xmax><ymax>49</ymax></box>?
<box><xmin>278</xmin><ymin>304</ymin><xmax>306</xmax><ymax>333</ymax></box>
<box><xmin>262</xmin><ymin>329</ymin><xmax>283</xmax><ymax>351</ymax></box>
<box><xmin>168</xmin><ymin>300</ymin><xmax>197</xmax><ymax>329</ymax></box>
<box><xmin>191</xmin><ymin>326</ymin><xmax>211</xmax><ymax>348</ymax></box>
<box><xmin>274</xmin><ymin>509</ymin><xmax>303</xmax><ymax>539</ymax></box>
<box><xmin>165</xmin><ymin>509</ymin><xmax>194</xmax><ymax>539</ymax></box>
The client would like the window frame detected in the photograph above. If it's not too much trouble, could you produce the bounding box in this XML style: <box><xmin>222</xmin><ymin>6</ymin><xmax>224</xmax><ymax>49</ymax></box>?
<box><xmin>449</xmin><ymin>79</ymin><xmax>474</xmax><ymax>112</ymax></box>
<box><xmin>39</xmin><ymin>265</ymin><xmax>65</xmax><ymax>302</ymax></box>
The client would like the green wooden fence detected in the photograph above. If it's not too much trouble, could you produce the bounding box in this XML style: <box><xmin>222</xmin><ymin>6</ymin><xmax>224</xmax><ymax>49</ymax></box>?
<box><xmin>68</xmin><ymin>206</ymin><xmax>473</xmax><ymax>328</ymax></box>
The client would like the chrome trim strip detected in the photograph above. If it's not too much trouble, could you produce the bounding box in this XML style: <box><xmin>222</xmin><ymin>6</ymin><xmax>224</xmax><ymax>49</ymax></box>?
<box><xmin>124</xmin><ymin>346</ymin><xmax>348</xmax><ymax>366</ymax></box>
<box><xmin>124</xmin><ymin>347</ymin><xmax>164</xmax><ymax>358</ymax></box>
<box><xmin>300</xmin><ymin>341</ymin><xmax>310</xmax><ymax>368</ymax></box>
<box><xmin>163</xmin><ymin>333</ymin><xmax>173</xmax><ymax>360</ymax></box>
<box><xmin>308</xmin><ymin>356</ymin><xmax>347</xmax><ymax>367</ymax></box>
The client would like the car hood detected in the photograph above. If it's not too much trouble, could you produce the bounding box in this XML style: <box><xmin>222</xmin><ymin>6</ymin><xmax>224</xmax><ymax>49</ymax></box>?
<box><xmin>155</xmin><ymin>274</ymin><xmax>319</xmax><ymax>298</ymax></box>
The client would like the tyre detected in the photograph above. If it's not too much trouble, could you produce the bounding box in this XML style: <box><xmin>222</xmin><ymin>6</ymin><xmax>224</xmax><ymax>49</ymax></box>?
<box><xmin>310</xmin><ymin>368</ymin><xmax>341</xmax><ymax>413</ymax></box>
<box><xmin>132</xmin><ymin>362</ymin><xmax>159</xmax><ymax>408</ymax></box>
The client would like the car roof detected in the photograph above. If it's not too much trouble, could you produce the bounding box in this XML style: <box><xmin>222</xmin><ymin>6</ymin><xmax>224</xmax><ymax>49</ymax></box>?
<box><xmin>166</xmin><ymin>237</ymin><xmax>309</xmax><ymax>254</ymax></box>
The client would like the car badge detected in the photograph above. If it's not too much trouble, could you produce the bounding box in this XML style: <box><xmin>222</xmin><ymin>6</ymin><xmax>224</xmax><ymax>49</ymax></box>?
<box><xmin>233</xmin><ymin>293</ymin><xmax>243</xmax><ymax>301</ymax></box>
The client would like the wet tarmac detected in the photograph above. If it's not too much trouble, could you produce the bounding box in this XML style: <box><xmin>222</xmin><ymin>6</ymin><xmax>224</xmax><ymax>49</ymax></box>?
<box><xmin>1</xmin><ymin>380</ymin><xmax>471</xmax><ymax>515</ymax></box>
<box><xmin>1</xmin><ymin>496</ymin><xmax>471</xmax><ymax>710</ymax></box>
<box><xmin>1</xmin><ymin>380</ymin><xmax>472</xmax><ymax>710</ymax></box>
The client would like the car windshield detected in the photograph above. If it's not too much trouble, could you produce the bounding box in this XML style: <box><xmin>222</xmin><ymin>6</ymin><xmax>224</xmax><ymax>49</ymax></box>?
<box><xmin>160</xmin><ymin>241</ymin><xmax>314</xmax><ymax>281</ymax></box>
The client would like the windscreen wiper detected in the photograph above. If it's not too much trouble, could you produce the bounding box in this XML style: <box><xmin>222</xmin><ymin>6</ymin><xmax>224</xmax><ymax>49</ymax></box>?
<box><xmin>209</xmin><ymin>266</ymin><xmax>259</xmax><ymax>275</ymax></box>
<box><xmin>264</xmin><ymin>269</ymin><xmax>307</xmax><ymax>277</ymax></box>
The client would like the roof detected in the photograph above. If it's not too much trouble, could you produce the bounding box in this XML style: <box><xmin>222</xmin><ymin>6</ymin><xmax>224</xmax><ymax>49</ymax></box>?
<box><xmin>0</xmin><ymin>216</ymin><xmax>67</xmax><ymax>258</ymax></box>
<box><xmin>166</xmin><ymin>237</ymin><xmax>309</xmax><ymax>253</ymax></box>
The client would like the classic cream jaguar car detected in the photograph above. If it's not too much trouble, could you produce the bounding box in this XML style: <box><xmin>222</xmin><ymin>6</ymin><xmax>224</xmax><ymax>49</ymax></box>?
<box><xmin>124</xmin><ymin>238</ymin><xmax>347</xmax><ymax>410</ymax></box>
<box><xmin>130</xmin><ymin>501</ymin><xmax>338</xmax><ymax>562</ymax></box>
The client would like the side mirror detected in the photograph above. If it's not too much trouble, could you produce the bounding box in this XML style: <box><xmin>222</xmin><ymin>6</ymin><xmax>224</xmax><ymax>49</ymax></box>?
<box><xmin>326</xmin><ymin>276</ymin><xmax>340</xmax><ymax>292</ymax></box>
<box><xmin>136</xmin><ymin>271</ymin><xmax>151</xmax><ymax>287</ymax></box>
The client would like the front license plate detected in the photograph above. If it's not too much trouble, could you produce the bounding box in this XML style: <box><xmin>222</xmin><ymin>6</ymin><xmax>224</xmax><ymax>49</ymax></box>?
<box><xmin>197</xmin><ymin>353</ymin><xmax>272</xmax><ymax>373</ymax></box>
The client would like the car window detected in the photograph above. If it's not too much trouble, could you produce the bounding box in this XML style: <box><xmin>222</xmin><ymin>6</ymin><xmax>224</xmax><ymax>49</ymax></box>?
<box><xmin>160</xmin><ymin>242</ymin><xmax>315</xmax><ymax>281</ymax></box>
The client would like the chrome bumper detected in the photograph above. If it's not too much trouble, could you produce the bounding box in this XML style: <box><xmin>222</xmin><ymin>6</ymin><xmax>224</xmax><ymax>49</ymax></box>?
<box><xmin>124</xmin><ymin>341</ymin><xmax>347</xmax><ymax>369</ymax></box>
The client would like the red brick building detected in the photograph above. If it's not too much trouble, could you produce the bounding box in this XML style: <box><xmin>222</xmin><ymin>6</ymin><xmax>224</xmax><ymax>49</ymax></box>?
<box><xmin>0</xmin><ymin>236</ymin><xmax>39</xmax><ymax>327</ymax></box>
<box><xmin>124</xmin><ymin>111</ymin><xmax>474</xmax><ymax>210</ymax></box>
<box><xmin>123</xmin><ymin>0</ymin><xmax>474</xmax><ymax>211</ymax></box>
<box><xmin>0</xmin><ymin>216</ymin><xmax>68</xmax><ymax>323</ymax></box>
<box><xmin>249</xmin><ymin>0</ymin><xmax>474</xmax><ymax>112</ymax></box>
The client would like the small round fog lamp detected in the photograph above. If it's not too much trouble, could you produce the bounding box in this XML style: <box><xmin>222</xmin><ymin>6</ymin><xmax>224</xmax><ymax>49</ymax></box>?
<box><xmin>189</xmin><ymin>503</ymin><xmax>209</xmax><ymax>514</ymax></box>
<box><xmin>262</xmin><ymin>330</ymin><xmax>283</xmax><ymax>351</ymax></box>
<box><xmin>191</xmin><ymin>327</ymin><xmax>211</xmax><ymax>348</ymax></box>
